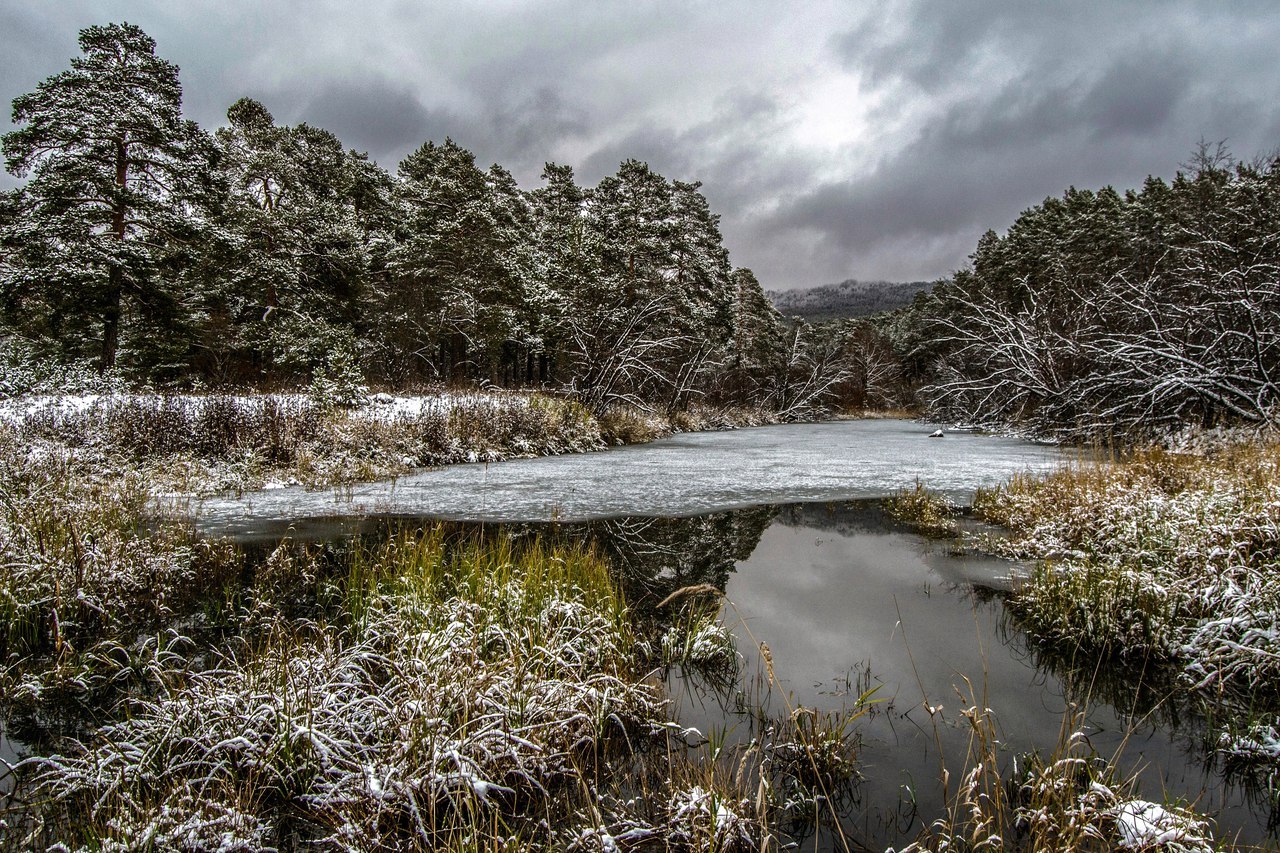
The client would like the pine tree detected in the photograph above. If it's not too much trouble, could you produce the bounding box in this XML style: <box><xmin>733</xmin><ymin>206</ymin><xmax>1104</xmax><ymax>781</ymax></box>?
<box><xmin>1</xmin><ymin>22</ymin><xmax>218</xmax><ymax>373</ymax></box>
<box><xmin>728</xmin><ymin>267</ymin><xmax>785</xmax><ymax>377</ymax></box>
<box><xmin>389</xmin><ymin>139</ymin><xmax>530</xmax><ymax>381</ymax></box>
<box><xmin>528</xmin><ymin>162</ymin><xmax>592</xmax><ymax>381</ymax></box>
<box><xmin>587</xmin><ymin>159</ymin><xmax>674</xmax><ymax>305</ymax></box>
<box><xmin>213</xmin><ymin>97</ymin><xmax>392</xmax><ymax>381</ymax></box>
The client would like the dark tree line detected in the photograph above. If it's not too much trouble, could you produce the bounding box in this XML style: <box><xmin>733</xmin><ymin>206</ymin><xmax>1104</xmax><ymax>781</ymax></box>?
<box><xmin>3</xmin><ymin>23</ymin><xmax>864</xmax><ymax>418</ymax></box>
<box><xmin>20</xmin><ymin>23</ymin><xmax>1261</xmax><ymax>438</ymax></box>
<box><xmin>897</xmin><ymin>143</ymin><xmax>1280</xmax><ymax>439</ymax></box>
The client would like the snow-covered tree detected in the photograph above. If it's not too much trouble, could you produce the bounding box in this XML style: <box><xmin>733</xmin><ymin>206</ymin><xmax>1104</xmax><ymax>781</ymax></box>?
<box><xmin>1</xmin><ymin>22</ymin><xmax>218</xmax><ymax>373</ymax></box>
<box><xmin>723</xmin><ymin>267</ymin><xmax>787</xmax><ymax>400</ymax></box>
<box><xmin>212</xmin><ymin>97</ymin><xmax>393</xmax><ymax>382</ymax></box>
<box><xmin>387</xmin><ymin>139</ymin><xmax>531</xmax><ymax>382</ymax></box>
<box><xmin>919</xmin><ymin>146</ymin><xmax>1280</xmax><ymax>438</ymax></box>
<box><xmin>527</xmin><ymin>162</ymin><xmax>592</xmax><ymax>381</ymax></box>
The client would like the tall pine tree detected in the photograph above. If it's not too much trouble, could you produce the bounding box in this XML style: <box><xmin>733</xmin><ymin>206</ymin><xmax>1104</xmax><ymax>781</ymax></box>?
<box><xmin>1</xmin><ymin>22</ymin><xmax>217</xmax><ymax>373</ymax></box>
<box><xmin>213</xmin><ymin>97</ymin><xmax>392</xmax><ymax>381</ymax></box>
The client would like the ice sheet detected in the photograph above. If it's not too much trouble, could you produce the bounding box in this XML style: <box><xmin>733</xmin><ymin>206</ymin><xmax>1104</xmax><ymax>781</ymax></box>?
<box><xmin>190</xmin><ymin>419</ymin><xmax>1069</xmax><ymax>538</ymax></box>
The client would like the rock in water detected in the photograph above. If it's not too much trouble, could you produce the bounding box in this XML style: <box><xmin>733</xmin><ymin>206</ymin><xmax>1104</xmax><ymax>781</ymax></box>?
<box><xmin>928</xmin><ymin>429</ymin><xmax>944</xmax><ymax>438</ymax></box>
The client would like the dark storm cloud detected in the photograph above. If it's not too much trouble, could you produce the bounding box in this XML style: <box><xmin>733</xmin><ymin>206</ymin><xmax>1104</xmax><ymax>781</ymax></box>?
<box><xmin>3</xmin><ymin>1</ymin><xmax>1280</xmax><ymax>287</ymax></box>
<box><xmin>749</xmin><ymin>1</ymin><xmax>1280</xmax><ymax>286</ymax></box>
<box><xmin>263</xmin><ymin>77</ymin><xmax>452</xmax><ymax>167</ymax></box>
<box><xmin>1083</xmin><ymin>55</ymin><xmax>1191</xmax><ymax>139</ymax></box>
<box><xmin>476</xmin><ymin>86</ymin><xmax>590</xmax><ymax>173</ymax></box>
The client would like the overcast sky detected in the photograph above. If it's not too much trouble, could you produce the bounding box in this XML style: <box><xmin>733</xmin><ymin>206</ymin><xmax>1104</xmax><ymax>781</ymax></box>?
<box><xmin>2</xmin><ymin>1</ymin><xmax>1278</xmax><ymax>290</ymax></box>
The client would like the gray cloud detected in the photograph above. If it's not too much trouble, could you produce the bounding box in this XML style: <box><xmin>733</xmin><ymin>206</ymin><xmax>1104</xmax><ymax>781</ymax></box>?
<box><xmin>1083</xmin><ymin>54</ymin><xmax>1190</xmax><ymax>139</ymax></box>
<box><xmin>270</xmin><ymin>77</ymin><xmax>453</xmax><ymax>167</ymax></box>
<box><xmin>749</xmin><ymin>1</ymin><xmax>1280</xmax><ymax>286</ymax></box>
<box><xmin>3</xmin><ymin>1</ymin><xmax>1280</xmax><ymax>288</ymax></box>
<box><xmin>475</xmin><ymin>86</ymin><xmax>591</xmax><ymax>174</ymax></box>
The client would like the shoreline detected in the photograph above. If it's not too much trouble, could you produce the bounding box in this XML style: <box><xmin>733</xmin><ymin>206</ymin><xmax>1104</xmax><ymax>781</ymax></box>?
<box><xmin>0</xmin><ymin>388</ymin><xmax>877</xmax><ymax>501</ymax></box>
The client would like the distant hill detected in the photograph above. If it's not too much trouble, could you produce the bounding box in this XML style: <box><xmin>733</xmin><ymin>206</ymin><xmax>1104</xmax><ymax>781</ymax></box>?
<box><xmin>767</xmin><ymin>279</ymin><xmax>933</xmax><ymax>321</ymax></box>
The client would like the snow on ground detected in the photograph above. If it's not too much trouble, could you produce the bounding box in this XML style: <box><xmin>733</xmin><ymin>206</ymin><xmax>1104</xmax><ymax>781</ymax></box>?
<box><xmin>363</xmin><ymin>390</ymin><xmax>530</xmax><ymax>421</ymax></box>
<box><xmin>0</xmin><ymin>391</ymin><xmax>525</xmax><ymax>426</ymax></box>
<box><xmin>1112</xmin><ymin>799</ymin><xmax>1212</xmax><ymax>851</ymax></box>
<box><xmin>0</xmin><ymin>392</ymin><xmax>108</xmax><ymax>423</ymax></box>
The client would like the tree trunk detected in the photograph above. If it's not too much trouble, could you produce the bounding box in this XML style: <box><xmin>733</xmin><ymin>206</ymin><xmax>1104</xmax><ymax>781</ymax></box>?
<box><xmin>101</xmin><ymin>269</ymin><xmax>121</xmax><ymax>371</ymax></box>
<box><xmin>102</xmin><ymin>138</ymin><xmax>128</xmax><ymax>371</ymax></box>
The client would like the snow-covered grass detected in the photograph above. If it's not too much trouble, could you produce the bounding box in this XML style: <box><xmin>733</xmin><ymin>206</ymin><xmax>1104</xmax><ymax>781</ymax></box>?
<box><xmin>900</xmin><ymin>690</ymin><xmax>1215</xmax><ymax>852</ymax></box>
<box><xmin>3</xmin><ymin>390</ymin><xmax>604</xmax><ymax>493</ymax></box>
<box><xmin>11</xmin><ymin>531</ymin><xmax>663</xmax><ymax>849</ymax></box>
<box><xmin>660</xmin><ymin>602</ymin><xmax>740</xmax><ymax>678</ymax></box>
<box><xmin>571</xmin><ymin>698</ymin><xmax>868</xmax><ymax>853</ymax></box>
<box><xmin>885</xmin><ymin>480</ymin><xmax>960</xmax><ymax>537</ymax></box>
<box><xmin>3</xmin><ymin>523</ymin><xmax>863</xmax><ymax>851</ymax></box>
<box><xmin>0</xmin><ymin>423</ymin><xmax>240</xmax><ymax>684</ymax></box>
<box><xmin>974</xmin><ymin>439</ymin><xmax>1280</xmax><ymax>805</ymax></box>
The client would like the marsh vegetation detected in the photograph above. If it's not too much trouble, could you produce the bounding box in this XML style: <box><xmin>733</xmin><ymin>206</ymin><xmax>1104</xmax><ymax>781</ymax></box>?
<box><xmin>0</xmin><ymin>420</ymin><xmax>882</xmax><ymax>850</ymax></box>
<box><xmin>5</xmin><ymin>411</ymin><xmax>1280</xmax><ymax>850</ymax></box>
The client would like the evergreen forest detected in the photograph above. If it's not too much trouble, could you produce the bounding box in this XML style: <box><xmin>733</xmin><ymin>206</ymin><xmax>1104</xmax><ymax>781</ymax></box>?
<box><xmin>3</xmin><ymin>22</ymin><xmax>1279</xmax><ymax>440</ymax></box>
<box><xmin>0</xmin><ymin>23</ymin><xmax>834</xmax><ymax>418</ymax></box>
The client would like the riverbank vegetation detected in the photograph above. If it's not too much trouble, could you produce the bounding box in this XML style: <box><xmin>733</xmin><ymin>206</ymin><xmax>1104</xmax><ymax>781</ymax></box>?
<box><xmin>876</xmin><ymin>437</ymin><xmax>1280</xmax><ymax>847</ymax></box>
<box><xmin>0</xmin><ymin>421</ymin><xmax>870</xmax><ymax>849</ymax></box>
<box><xmin>6</xmin><ymin>390</ymin><xmax>603</xmax><ymax>493</ymax></box>
<box><xmin>974</xmin><ymin>439</ymin><xmax>1280</xmax><ymax>797</ymax></box>
<box><xmin>900</xmin><ymin>697</ymin><xmax>1216</xmax><ymax>852</ymax></box>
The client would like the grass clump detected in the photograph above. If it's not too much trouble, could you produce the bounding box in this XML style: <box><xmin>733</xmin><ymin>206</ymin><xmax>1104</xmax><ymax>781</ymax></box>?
<box><xmin>660</xmin><ymin>602</ymin><xmax>740</xmax><ymax>675</ymax></box>
<box><xmin>759</xmin><ymin>706</ymin><xmax>864</xmax><ymax>835</ymax></box>
<box><xmin>12</xmin><ymin>531</ymin><xmax>660</xmax><ymax>850</ymax></box>
<box><xmin>902</xmin><ymin>691</ymin><xmax>1215</xmax><ymax>852</ymax></box>
<box><xmin>885</xmin><ymin>481</ymin><xmax>960</xmax><ymax>537</ymax></box>
<box><xmin>0</xmin><ymin>425</ymin><xmax>239</xmax><ymax>687</ymax></box>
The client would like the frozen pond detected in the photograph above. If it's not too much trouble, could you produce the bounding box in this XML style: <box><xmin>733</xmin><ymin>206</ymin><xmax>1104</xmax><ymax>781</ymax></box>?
<box><xmin>191</xmin><ymin>419</ymin><xmax>1068</xmax><ymax>538</ymax></box>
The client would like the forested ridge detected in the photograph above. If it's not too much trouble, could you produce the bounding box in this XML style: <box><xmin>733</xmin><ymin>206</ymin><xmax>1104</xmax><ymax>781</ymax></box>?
<box><xmin>767</xmin><ymin>278</ymin><xmax>932</xmax><ymax>321</ymax></box>
<box><xmin>3</xmin><ymin>22</ymin><xmax>1278</xmax><ymax>439</ymax></box>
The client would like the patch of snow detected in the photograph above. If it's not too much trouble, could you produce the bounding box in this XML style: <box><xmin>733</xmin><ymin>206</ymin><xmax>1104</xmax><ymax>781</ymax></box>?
<box><xmin>1111</xmin><ymin>799</ymin><xmax>1209</xmax><ymax>850</ymax></box>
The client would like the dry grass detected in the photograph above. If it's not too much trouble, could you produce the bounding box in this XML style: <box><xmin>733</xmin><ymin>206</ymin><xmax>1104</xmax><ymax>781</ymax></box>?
<box><xmin>974</xmin><ymin>438</ymin><xmax>1280</xmax><ymax>808</ymax></box>
<box><xmin>885</xmin><ymin>481</ymin><xmax>961</xmax><ymax>538</ymax></box>
<box><xmin>11</xmin><ymin>391</ymin><xmax>604</xmax><ymax>494</ymax></box>
<box><xmin>900</xmin><ymin>688</ymin><xmax>1214</xmax><ymax>852</ymax></box>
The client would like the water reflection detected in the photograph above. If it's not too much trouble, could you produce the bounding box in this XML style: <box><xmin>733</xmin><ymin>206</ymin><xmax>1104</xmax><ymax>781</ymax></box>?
<box><xmin>579</xmin><ymin>502</ymin><xmax>1275</xmax><ymax>849</ymax></box>
<box><xmin>280</xmin><ymin>502</ymin><xmax>1276</xmax><ymax>848</ymax></box>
